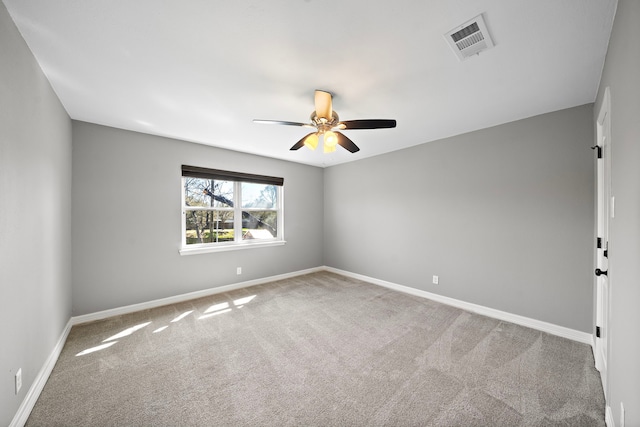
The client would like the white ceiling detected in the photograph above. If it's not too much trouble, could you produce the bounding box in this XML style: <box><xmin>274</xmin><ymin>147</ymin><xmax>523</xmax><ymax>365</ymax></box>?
<box><xmin>4</xmin><ymin>0</ymin><xmax>617</xmax><ymax>167</ymax></box>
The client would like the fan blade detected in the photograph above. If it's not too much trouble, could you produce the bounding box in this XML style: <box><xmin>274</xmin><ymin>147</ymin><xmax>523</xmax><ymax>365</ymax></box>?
<box><xmin>336</xmin><ymin>132</ymin><xmax>360</xmax><ymax>153</ymax></box>
<box><xmin>314</xmin><ymin>90</ymin><xmax>333</xmax><ymax>120</ymax></box>
<box><xmin>253</xmin><ymin>119</ymin><xmax>312</xmax><ymax>127</ymax></box>
<box><xmin>290</xmin><ymin>132</ymin><xmax>317</xmax><ymax>150</ymax></box>
<box><xmin>338</xmin><ymin>119</ymin><xmax>397</xmax><ymax>130</ymax></box>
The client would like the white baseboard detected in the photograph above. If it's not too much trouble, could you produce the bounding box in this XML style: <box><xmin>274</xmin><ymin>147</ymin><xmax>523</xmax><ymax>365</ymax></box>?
<box><xmin>71</xmin><ymin>266</ymin><xmax>324</xmax><ymax>325</ymax></box>
<box><xmin>605</xmin><ymin>405</ymin><xmax>615</xmax><ymax>427</ymax></box>
<box><xmin>9</xmin><ymin>319</ymin><xmax>72</xmax><ymax>427</ymax></box>
<box><xmin>325</xmin><ymin>266</ymin><xmax>594</xmax><ymax>345</ymax></box>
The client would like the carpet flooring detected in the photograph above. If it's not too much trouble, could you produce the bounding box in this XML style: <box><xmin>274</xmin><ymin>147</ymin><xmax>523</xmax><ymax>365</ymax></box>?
<box><xmin>27</xmin><ymin>271</ymin><xmax>605</xmax><ymax>426</ymax></box>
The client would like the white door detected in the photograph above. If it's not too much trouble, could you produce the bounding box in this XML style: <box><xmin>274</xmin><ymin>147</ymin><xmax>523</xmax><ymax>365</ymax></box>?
<box><xmin>594</xmin><ymin>87</ymin><xmax>611</xmax><ymax>399</ymax></box>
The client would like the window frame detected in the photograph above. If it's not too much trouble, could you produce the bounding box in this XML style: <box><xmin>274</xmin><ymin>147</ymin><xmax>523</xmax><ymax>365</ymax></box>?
<box><xmin>180</xmin><ymin>166</ymin><xmax>285</xmax><ymax>255</ymax></box>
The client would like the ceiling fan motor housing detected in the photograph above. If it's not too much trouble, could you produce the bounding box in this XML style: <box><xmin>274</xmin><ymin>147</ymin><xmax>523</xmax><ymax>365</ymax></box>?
<box><xmin>311</xmin><ymin>111</ymin><xmax>340</xmax><ymax>131</ymax></box>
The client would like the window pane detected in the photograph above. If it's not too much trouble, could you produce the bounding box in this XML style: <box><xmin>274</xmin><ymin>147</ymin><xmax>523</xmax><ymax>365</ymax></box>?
<box><xmin>242</xmin><ymin>211</ymin><xmax>277</xmax><ymax>240</ymax></box>
<box><xmin>241</xmin><ymin>183</ymin><xmax>277</xmax><ymax>209</ymax></box>
<box><xmin>184</xmin><ymin>177</ymin><xmax>234</xmax><ymax>208</ymax></box>
<box><xmin>184</xmin><ymin>178</ymin><xmax>210</xmax><ymax>207</ymax></box>
<box><xmin>210</xmin><ymin>180</ymin><xmax>234</xmax><ymax>208</ymax></box>
<box><xmin>185</xmin><ymin>210</ymin><xmax>234</xmax><ymax>244</ymax></box>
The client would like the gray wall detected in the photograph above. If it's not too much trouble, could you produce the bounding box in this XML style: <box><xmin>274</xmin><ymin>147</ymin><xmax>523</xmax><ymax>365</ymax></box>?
<box><xmin>595</xmin><ymin>0</ymin><xmax>640</xmax><ymax>424</ymax></box>
<box><xmin>0</xmin><ymin>3</ymin><xmax>72</xmax><ymax>426</ymax></box>
<box><xmin>72</xmin><ymin>122</ymin><xmax>324</xmax><ymax>315</ymax></box>
<box><xmin>324</xmin><ymin>104</ymin><xmax>595</xmax><ymax>332</ymax></box>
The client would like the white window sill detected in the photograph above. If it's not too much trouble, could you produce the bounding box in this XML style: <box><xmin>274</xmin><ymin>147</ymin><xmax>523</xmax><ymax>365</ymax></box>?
<box><xmin>179</xmin><ymin>240</ymin><xmax>286</xmax><ymax>256</ymax></box>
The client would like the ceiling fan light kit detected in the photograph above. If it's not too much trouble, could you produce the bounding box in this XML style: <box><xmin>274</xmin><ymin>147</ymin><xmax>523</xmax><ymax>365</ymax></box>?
<box><xmin>303</xmin><ymin>133</ymin><xmax>319</xmax><ymax>150</ymax></box>
<box><xmin>254</xmin><ymin>90</ymin><xmax>397</xmax><ymax>154</ymax></box>
<box><xmin>324</xmin><ymin>130</ymin><xmax>338</xmax><ymax>147</ymax></box>
<box><xmin>323</xmin><ymin>143</ymin><xmax>336</xmax><ymax>154</ymax></box>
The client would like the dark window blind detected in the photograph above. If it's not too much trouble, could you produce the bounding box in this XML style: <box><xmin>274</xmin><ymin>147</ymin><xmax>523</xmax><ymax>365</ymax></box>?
<box><xmin>182</xmin><ymin>165</ymin><xmax>283</xmax><ymax>186</ymax></box>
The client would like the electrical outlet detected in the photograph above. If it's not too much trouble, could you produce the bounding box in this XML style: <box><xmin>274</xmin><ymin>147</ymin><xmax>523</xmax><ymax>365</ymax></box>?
<box><xmin>15</xmin><ymin>368</ymin><xmax>22</xmax><ymax>394</ymax></box>
<box><xmin>432</xmin><ymin>275</ymin><xmax>439</xmax><ymax>285</ymax></box>
<box><xmin>236</xmin><ymin>267</ymin><xmax>242</xmax><ymax>275</ymax></box>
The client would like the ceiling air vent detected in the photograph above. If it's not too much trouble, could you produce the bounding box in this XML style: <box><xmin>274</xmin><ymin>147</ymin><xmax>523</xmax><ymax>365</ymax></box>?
<box><xmin>444</xmin><ymin>14</ymin><xmax>494</xmax><ymax>61</ymax></box>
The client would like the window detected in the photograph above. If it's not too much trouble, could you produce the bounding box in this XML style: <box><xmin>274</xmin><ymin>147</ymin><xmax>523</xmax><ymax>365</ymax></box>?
<box><xmin>181</xmin><ymin>165</ymin><xmax>284</xmax><ymax>254</ymax></box>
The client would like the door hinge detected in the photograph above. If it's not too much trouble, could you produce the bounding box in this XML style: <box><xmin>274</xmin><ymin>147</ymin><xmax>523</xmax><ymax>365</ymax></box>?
<box><xmin>597</xmin><ymin>237</ymin><xmax>602</xmax><ymax>249</ymax></box>
<box><xmin>596</xmin><ymin>326</ymin><xmax>601</xmax><ymax>338</ymax></box>
<box><xmin>591</xmin><ymin>145</ymin><xmax>603</xmax><ymax>159</ymax></box>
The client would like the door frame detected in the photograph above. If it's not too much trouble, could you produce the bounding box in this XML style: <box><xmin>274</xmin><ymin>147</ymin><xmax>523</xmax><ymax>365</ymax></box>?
<box><xmin>594</xmin><ymin>86</ymin><xmax>611</xmax><ymax>401</ymax></box>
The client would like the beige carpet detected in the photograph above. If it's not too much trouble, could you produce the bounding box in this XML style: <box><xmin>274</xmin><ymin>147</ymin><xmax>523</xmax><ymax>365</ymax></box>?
<box><xmin>27</xmin><ymin>271</ymin><xmax>605</xmax><ymax>426</ymax></box>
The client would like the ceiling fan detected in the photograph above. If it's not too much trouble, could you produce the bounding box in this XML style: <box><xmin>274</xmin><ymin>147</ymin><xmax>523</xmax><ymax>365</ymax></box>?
<box><xmin>253</xmin><ymin>90</ymin><xmax>396</xmax><ymax>153</ymax></box>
